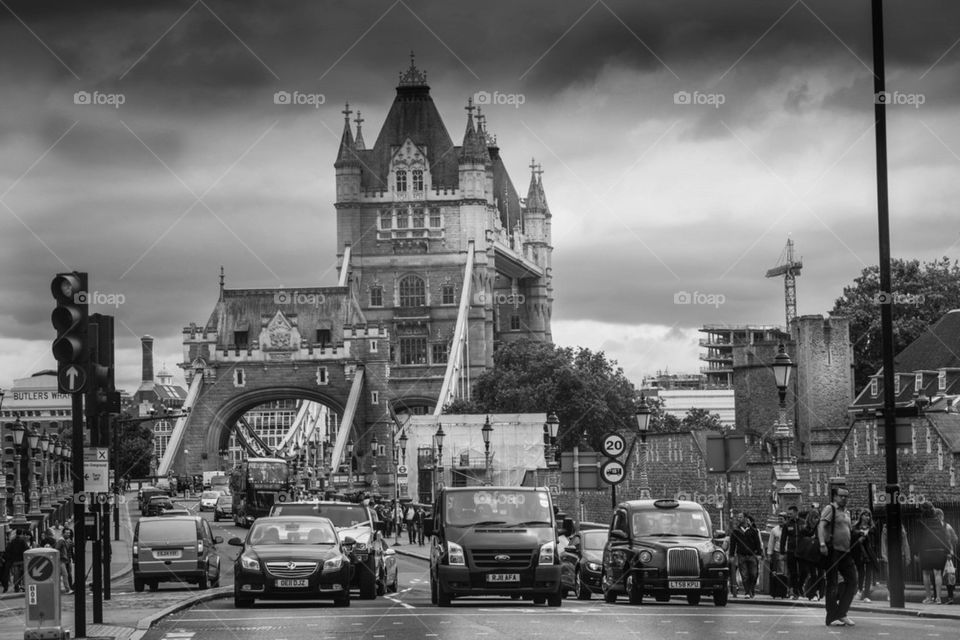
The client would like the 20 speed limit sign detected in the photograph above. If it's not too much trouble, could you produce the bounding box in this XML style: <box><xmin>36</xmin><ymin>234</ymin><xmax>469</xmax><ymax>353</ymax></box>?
<box><xmin>601</xmin><ymin>432</ymin><xmax>626</xmax><ymax>458</ymax></box>
<box><xmin>600</xmin><ymin>459</ymin><xmax>626</xmax><ymax>485</ymax></box>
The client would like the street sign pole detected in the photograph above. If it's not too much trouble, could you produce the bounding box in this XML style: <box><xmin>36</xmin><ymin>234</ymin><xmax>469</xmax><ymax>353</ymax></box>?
<box><xmin>86</xmin><ymin>318</ymin><xmax>103</xmax><ymax>624</ymax></box>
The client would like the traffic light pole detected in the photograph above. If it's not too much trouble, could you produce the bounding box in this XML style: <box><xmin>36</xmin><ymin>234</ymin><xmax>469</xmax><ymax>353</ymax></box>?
<box><xmin>71</xmin><ymin>392</ymin><xmax>86</xmax><ymax>639</ymax></box>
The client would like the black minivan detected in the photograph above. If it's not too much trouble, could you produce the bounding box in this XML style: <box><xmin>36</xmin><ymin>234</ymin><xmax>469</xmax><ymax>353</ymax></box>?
<box><xmin>425</xmin><ymin>486</ymin><xmax>567</xmax><ymax>607</ymax></box>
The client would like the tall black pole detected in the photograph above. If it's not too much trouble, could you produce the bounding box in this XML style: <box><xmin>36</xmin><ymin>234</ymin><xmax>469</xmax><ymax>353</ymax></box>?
<box><xmin>871</xmin><ymin>0</ymin><xmax>904</xmax><ymax>610</ymax></box>
<box><xmin>71</xmin><ymin>392</ymin><xmax>85</xmax><ymax>638</ymax></box>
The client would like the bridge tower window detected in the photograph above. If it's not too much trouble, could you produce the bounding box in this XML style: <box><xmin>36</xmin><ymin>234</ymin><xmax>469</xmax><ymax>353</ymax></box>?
<box><xmin>396</xmin><ymin>170</ymin><xmax>407</xmax><ymax>192</ymax></box>
<box><xmin>399</xmin><ymin>275</ymin><xmax>426</xmax><ymax>307</ymax></box>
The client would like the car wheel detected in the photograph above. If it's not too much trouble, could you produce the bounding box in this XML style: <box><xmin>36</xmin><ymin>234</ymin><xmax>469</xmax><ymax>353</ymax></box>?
<box><xmin>603</xmin><ymin>587</ymin><xmax>617</xmax><ymax>603</ymax></box>
<box><xmin>198</xmin><ymin>573</ymin><xmax>208</xmax><ymax>590</ymax></box>
<box><xmin>359</xmin><ymin>562</ymin><xmax>377</xmax><ymax>600</ymax></box>
<box><xmin>628</xmin><ymin>576</ymin><xmax>643</xmax><ymax>605</ymax></box>
<box><xmin>214</xmin><ymin>514</ymin><xmax>219</xmax><ymax>522</ymax></box>
<box><xmin>376</xmin><ymin>568</ymin><xmax>386</xmax><ymax>596</ymax></box>
<box><xmin>234</xmin><ymin>595</ymin><xmax>253</xmax><ymax>608</ymax></box>
<box><xmin>547</xmin><ymin>589</ymin><xmax>562</xmax><ymax>607</ymax></box>
<box><xmin>134</xmin><ymin>578</ymin><xmax>144</xmax><ymax>593</ymax></box>
<box><xmin>687</xmin><ymin>593</ymin><xmax>701</xmax><ymax>606</ymax></box>
<box><xmin>655</xmin><ymin>593</ymin><xmax>670</xmax><ymax>602</ymax></box>
<box><xmin>575</xmin><ymin>570</ymin><xmax>591</xmax><ymax>601</ymax></box>
<box><xmin>713</xmin><ymin>589</ymin><xmax>728</xmax><ymax>607</ymax></box>
<box><xmin>437</xmin><ymin>580</ymin><xmax>452</xmax><ymax>607</ymax></box>
<box><xmin>533</xmin><ymin>595</ymin><xmax>546</xmax><ymax>605</ymax></box>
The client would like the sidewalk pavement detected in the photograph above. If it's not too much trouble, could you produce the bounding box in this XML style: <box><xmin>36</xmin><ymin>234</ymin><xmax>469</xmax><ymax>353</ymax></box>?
<box><xmin>392</xmin><ymin>544</ymin><xmax>960</xmax><ymax>620</ymax></box>
<box><xmin>1</xmin><ymin>493</ymin><xmax>230</xmax><ymax>640</ymax></box>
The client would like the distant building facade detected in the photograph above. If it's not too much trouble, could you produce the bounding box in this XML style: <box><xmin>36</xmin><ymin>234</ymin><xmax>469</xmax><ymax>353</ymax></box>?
<box><xmin>700</xmin><ymin>324</ymin><xmax>787</xmax><ymax>388</ymax></box>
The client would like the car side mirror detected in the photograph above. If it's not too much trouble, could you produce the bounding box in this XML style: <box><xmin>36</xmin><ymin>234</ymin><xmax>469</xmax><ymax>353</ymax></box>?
<box><xmin>713</xmin><ymin>530</ymin><xmax>726</xmax><ymax>539</ymax></box>
<box><xmin>342</xmin><ymin>536</ymin><xmax>356</xmax><ymax>546</ymax></box>
<box><xmin>423</xmin><ymin>517</ymin><xmax>434</xmax><ymax>537</ymax></box>
<box><xmin>609</xmin><ymin>529</ymin><xmax>627</xmax><ymax>541</ymax></box>
<box><xmin>214</xmin><ymin>536</ymin><xmax>223</xmax><ymax>544</ymax></box>
<box><xmin>228</xmin><ymin>537</ymin><xmax>244</xmax><ymax>546</ymax></box>
<box><xmin>561</xmin><ymin>517</ymin><xmax>574</xmax><ymax>538</ymax></box>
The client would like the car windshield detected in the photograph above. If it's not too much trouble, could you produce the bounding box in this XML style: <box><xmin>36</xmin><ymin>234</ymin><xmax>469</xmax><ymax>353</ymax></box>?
<box><xmin>581</xmin><ymin>530</ymin><xmax>608</xmax><ymax>550</ymax></box>
<box><xmin>201</xmin><ymin>492</ymin><xmax>220</xmax><ymax>500</ymax></box>
<box><xmin>138</xmin><ymin>520</ymin><xmax>195</xmax><ymax>544</ymax></box>
<box><xmin>632</xmin><ymin>510</ymin><xmax>711</xmax><ymax>538</ymax></box>
<box><xmin>271</xmin><ymin>504</ymin><xmax>371</xmax><ymax>528</ymax></box>
<box><xmin>444</xmin><ymin>490</ymin><xmax>553</xmax><ymax>527</ymax></box>
<box><xmin>249</xmin><ymin>520</ymin><xmax>337</xmax><ymax>545</ymax></box>
<box><xmin>217</xmin><ymin>496</ymin><xmax>231</xmax><ymax>505</ymax></box>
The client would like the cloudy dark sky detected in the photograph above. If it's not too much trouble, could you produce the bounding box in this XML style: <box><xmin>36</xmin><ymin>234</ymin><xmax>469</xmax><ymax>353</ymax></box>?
<box><xmin>1</xmin><ymin>0</ymin><xmax>958</xmax><ymax>393</ymax></box>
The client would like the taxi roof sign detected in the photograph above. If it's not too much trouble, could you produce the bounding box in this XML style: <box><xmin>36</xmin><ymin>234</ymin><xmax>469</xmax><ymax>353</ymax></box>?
<box><xmin>653</xmin><ymin>499</ymin><xmax>680</xmax><ymax>509</ymax></box>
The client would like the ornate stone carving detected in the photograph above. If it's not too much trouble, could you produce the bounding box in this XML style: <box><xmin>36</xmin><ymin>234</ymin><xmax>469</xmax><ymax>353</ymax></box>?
<box><xmin>260</xmin><ymin>310</ymin><xmax>301</xmax><ymax>352</ymax></box>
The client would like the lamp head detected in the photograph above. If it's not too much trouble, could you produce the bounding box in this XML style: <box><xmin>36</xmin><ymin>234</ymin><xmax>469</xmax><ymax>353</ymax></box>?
<box><xmin>635</xmin><ymin>395</ymin><xmax>652</xmax><ymax>434</ymax></box>
<box><xmin>772</xmin><ymin>343</ymin><xmax>793</xmax><ymax>390</ymax></box>
<box><xmin>545</xmin><ymin>412</ymin><xmax>559</xmax><ymax>439</ymax></box>
<box><xmin>481</xmin><ymin>415</ymin><xmax>493</xmax><ymax>444</ymax></box>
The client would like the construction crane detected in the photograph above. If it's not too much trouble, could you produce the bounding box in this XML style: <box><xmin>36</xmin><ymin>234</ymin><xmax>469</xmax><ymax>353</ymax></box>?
<box><xmin>766</xmin><ymin>238</ymin><xmax>803</xmax><ymax>327</ymax></box>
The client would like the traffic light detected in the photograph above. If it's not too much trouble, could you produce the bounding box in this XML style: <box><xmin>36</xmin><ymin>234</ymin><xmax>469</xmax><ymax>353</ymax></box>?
<box><xmin>89</xmin><ymin>314</ymin><xmax>121</xmax><ymax>416</ymax></box>
<box><xmin>51</xmin><ymin>272</ymin><xmax>89</xmax><ymax>393</ymax></box>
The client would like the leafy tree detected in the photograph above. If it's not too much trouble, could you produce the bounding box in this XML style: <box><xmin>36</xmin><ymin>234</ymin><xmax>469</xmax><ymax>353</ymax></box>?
<box><xmin>680</xmin><ymin>407</ymin><xmax>725</xmax><ymax>432</ymax></box>
<box><xmin>113</xmin><ymin>414</ymin><xmax>155</xmax><ymax>479</ymax></box>
<box><xmin>831</xmin><ymin>257</ymin><xmax>960</xmax><ymax>391</ymax></box>
<box><xmin>445</xmin><ymin>339</ymin><xmax>640</xmax><ymax>454</ymax></box>
<box><xmin>645</xmin><ymin>399</ymin><xmax>723</xmax><ymax>432</ymax></box>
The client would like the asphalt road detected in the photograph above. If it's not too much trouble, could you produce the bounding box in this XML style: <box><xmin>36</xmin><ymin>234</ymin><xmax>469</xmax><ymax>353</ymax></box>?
<box><xmin>144</xmin><ymin>550</ymin><xmax>959</xmax><ymax>640</ymax></box>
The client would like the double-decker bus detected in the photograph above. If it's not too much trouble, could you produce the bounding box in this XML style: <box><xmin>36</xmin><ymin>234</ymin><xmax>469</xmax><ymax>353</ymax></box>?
<box><xmin>230</xmin><ymin>457</ymin><xmax>291</xmax><ymax>527</ymax></box>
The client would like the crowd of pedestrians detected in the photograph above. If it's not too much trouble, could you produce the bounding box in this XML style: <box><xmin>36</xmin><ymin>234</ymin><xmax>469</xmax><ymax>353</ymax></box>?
<box><xmin>371</xmin><ymin>500</ymin><xmax>428</xmax><ymax>546</ymax></box>
<box><xmin>0</xmin><ymin>525</ymin><xmax>75</xmax><ymax>594</ymax></box>
<box><xmin>723</xmin><ymin>493</ymin><xmax>959</xmax><ymax>629</ymax></box>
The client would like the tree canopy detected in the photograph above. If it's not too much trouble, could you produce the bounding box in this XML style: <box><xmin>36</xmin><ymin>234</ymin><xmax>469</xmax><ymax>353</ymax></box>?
<box><xmin>831</xmin><ymin>257</ymin><xmax>960</xmax><ymax>391</ymax></box>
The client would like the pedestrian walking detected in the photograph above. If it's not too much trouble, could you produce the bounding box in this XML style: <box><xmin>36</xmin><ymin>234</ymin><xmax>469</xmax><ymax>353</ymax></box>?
<box><xmin>729</xmin><ymin>511</ymin><xmax>763</xmax><ymax>599</ymax></box>
<box><xmin>6</xmin><ymin>530</ymin><xmax>31</xmax><ymax>593</ymax></box>
<box><xmin>405</xmin><ymin>504</ymin><xmax>416</xmax><ymax>544</ymax></box>
<box><xmin>767</xmin><ymin>512</ymin><xmax>787</xmax><ymax>598</ymax></box>
<box><xmin>799</xmin><ymin>508</ymin><xmax>825</xmax><ymax>600</ymax></box>
<box><xmin>780</xmin><ymin>505</ymin><xmax>802</xmax><ymax>599</ymax></box>
<box><xmin>415</xmin><ymin>507</ymin><xmax>426</xmax><ymax>545</ymax></box>
<box><xmin>851</xmin><ymin>510</ymin><xmax>879</xmax><ymax>602</ymax></box>
<box><xmin>56</xmin><ymin>528</ymin><xmax>75</xmax><ymax>593</ymax></box>
<box><xmin>933</xmin><ymin>508</ymin><xmax>957</xmax><ymax>604</ymax></box>
<box><xmin>819</xmin><ymin>487</ymin><xmax>858</xmax><ymax>627</ymax></box>
<box><xmin>917</xmin><ymin>501</ymin><xmax>951</xmax><ymax>604</ymax></box>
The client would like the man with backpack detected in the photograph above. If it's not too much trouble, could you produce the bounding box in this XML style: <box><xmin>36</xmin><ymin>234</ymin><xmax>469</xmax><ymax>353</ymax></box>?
<box><xmin>819</xmin><ymin>487</ymin><xmax>858</xmax><ymax>627</ymax></box>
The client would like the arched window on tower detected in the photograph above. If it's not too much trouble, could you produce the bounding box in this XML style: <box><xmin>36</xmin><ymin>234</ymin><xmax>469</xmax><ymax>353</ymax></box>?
<box><xmin>396</xmin><ymin>170</ymin><xmax>407</xmax><ymax>192</ymax></box>
<box><xmin>399</xmin><ymin>275</ymin><xmax>426</xmax><ymax>307</ymax></box>
<box><xmin>412</xmin><ymin>169</ymin><xmax>424</xmax><ymax>191</ymax></box>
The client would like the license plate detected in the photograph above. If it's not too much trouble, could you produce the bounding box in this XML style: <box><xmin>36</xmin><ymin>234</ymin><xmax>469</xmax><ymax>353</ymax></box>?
<box><xmin>153</xmin><ymin>550</ymin><xmax>181</xmax><ymax>559</ymax></box>
<box><xmin>487</xmin><ymin>573</ymin><xmax>520</xmax><ymax>583</ymax></box>
<box><xmin>276</xmin><ymin>579</ymin><xmax>309</xmax><ymax>588</ymax></box>
<box><xmin>669</xmin><ymin>580</ymin><xmax>700</xmax><ymax>589</ymax></box>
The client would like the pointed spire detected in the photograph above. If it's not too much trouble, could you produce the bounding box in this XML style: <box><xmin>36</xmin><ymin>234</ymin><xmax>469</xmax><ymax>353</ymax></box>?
<box><xmin>335</xmin><ymin>102</ymin><xmax>358</xmax><ymax>168</ymax></box>
<box><xmin>526</xmin><ymin>157</ymin><xmax>544</xmax><ymax>210</ymax></box>
<box><xmin>353</xmin><ymin>110</ymin><xmax>365</xmax><ymax>150</ymax></box>
<box><xmin>218</xmin><ymin>265</ymin><xmax>225</xmax><ymax>300</ymax></box>
<box><xmin>460</xmin><ymin>96</ymin><xmax>487</xmax><ymax>163</ymax></box>
<box><xmin>398</xmin><ymin>50</ymin><xmax>428</xmax><ymax>87</ymax></box>
<box><xmin>536</xmin><ymin>163</ymin><xmax>550</xmax><ymax>213</ymax></box>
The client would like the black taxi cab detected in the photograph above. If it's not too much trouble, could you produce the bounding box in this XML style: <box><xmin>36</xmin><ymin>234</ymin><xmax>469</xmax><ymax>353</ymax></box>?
<box><xmin>601</xmin><ymin>499</ymin><xmax>729</xmax><ymax>606</ymax></box>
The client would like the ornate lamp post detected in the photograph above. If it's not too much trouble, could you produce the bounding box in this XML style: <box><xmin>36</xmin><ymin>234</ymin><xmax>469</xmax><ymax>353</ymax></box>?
<box><xmin>11</xmin><ymin>417</ymin><xmax>28</xmax><ymax>528</ymax></box>
<box><xmin>771</xmin><ymin>343</ymin><xmax>794</xmax><ymax>464</ymax></box>
<box><xmin>635</xmin><ymin>395</ymin><xmax>652</xmax><ymax>499</ymax></box>
<box><xmin>51</xmin><ymin>437</ymin><xmax>62</xmax><ymax>502</ymax></box>
<box><xmin>481</xmin><ymin>416</ymin><xmax>493</xmax><ymax>483</ymax></box>
<box><xmin>434</xmin><ymin>423</ymin><xmax>445</xmax><ymax>492</ymax></box>
<box><xmin>39</xmin><ymin>430</ymin><xmax>53</xmax><ymax>514</ymax></box>
<box><xmin>347</xmin><ymin>439</ymin><xmax>355</xmax><ymax>492</ymax></box>
<box><xmin>545</xmin><ymin>412</ymin><xmax>559</xmax><ymax>468</ymax></box>
<box><xmin>370</xmin><ymin>435</ymin><xmax>380</xmax><ymax>495</ymax></box>
<box><xmin>26</xmin><ymin>423</ymin><xmax>43</xmax><ymax>522</ymax></box>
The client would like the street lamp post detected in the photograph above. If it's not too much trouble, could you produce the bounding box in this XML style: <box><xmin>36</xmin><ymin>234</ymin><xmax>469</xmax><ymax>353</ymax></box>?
<box><xmin>370</xmin><ymin>435</ymin><xmax>380</xmax><ymax>495</ymax></box>
<box><xmin>11</xmin><ymin>418</ymin><xmax>28</xmax><ymax>528</ymax></box>
<box><xmin>481</xmin><ymin>416</ymin><xmax>493</xmax><ymax>483</ymax></box>
<box><xmin>40</xmin><ymin>431</ymin><xmax>53</xmax><ymax>514</ymax></box>
<box><xmin>545</xmin><ymin>412</ymin><xmax>559</xmax><ymax>468</ymax></box>
<box><xmin>434</xmin><ymin>423</ymin><xmax>445</xmax><ymax>494</ymax></box>
<box><xmin>771</xmin><ymin>343</ymin><xmax>794</xmax><ymax>462</ymax></box>
<box><xmin>347</xmin><ymin>439</ymin><xmax>355</xmax><ymax>492</ymax></box>
<box><xmin>635</xmin><ymin>396</ymin><xmax>652</xmax><ymax>499</ymax></box>
<box><xmin>26</xmin><ymin>423</ymin><xmax>43</xmax><ymax>522</ymax></box>
<box><xmin>395</xmin><ymin>429</ymin><xmax>407</xmax><ymax>546</ymax></box>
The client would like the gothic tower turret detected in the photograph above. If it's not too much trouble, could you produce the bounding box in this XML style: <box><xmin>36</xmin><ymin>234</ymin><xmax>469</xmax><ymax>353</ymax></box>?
<box><xmin>335</xmin><ymin>102</ymin><xmax>361</xmax><ymax>202</ymax></box>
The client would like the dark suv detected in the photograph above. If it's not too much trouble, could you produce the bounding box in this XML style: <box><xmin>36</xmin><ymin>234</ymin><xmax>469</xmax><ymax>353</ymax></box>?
<box><xmin>268</xmin><ymin>501</ymin><xmax>386</xmax><ymax>599</ymax></box>
<box><xmin>601</xmin><ymin>499</ymin><xmax>729</xmax><ymax>606</ymax></box>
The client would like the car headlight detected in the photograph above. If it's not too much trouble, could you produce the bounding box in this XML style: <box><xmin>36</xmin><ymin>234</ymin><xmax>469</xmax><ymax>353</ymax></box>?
<box><xmin>538</xmin><ymin>541</ymin><xmax>556</xmax><ymax>565</ymax></box>
<box><xmin>586</xmin><ymin>561</ymin><xmax>602</xmax><ymax>572</ymax></box>
<box><xmin>447</xmin><ymin>541</ymin><xmax>465</xmax><ymax>566</ymax></box>
<box><xmin>323</xmin><ymin>556</ymin><xmax>343</xmax><ymax>571</ymax></box>
<box><xmin>239</xmin><ymin>553</ymin><xmax>260</xmax><ymax>571</ymax></box>
<box><xmin>638</xmin><ymin>550</ymin><xmax>653</xmax><ymax>564</ymax></box>
<box><xmin>354</xmin><ymin>542</ymin><xmax>368</xmax><ymax>552</ymax></box>
<box><xmin>712</xmin><ymin>550</ymin><xmax>726</xmax><ymax>565</ymax></box>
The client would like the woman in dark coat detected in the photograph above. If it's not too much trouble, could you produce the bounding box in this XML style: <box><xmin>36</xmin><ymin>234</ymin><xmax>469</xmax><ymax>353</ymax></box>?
<box><xmin>851</xmin><ymin>510</ymin><xmax>879</xmax><ymax>602</ymax></box>
<box><xmin>800</xmin><ymin>509</ymin><xmax>825</xmax><ymax>600</ymax></box>
<box><xmin>917</xmin><ymin>501</ymin><xmax>950</xmax><ymax>604</ymax></box>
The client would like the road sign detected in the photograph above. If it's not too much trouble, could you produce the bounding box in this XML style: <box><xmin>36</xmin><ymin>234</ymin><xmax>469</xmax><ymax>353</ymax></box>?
<box><xmin>83</xmin><ymin>447</ymin><xmax>109</xmax><ymax>492</ymax></box>
<box><xmin>27</xmin><ymin>556</ymin><xmax>54</xmax><ymax>583</ymax></box>
<box><xmin>57</xmin><ymin>364</ymin><xmax>87</xmax><ymax>394</ymax></box>
<box><xmin>397</xmin><ymin>465</ymin><xmax>408</xmax><ymax>475</ymax></box>
<box><xmin>706</xmin><ymin>433</ymin><xmax>747</xmax><ymax>474</ymax></box>
<box><xmin>600</xmin><ymin>459</ymin><xmax>626</xmax><ymax>485</ymax></box>
<box><xmin>601</xmin><ymin>432</ymin><xmax>627</xmax><ymax>458</ymax></box>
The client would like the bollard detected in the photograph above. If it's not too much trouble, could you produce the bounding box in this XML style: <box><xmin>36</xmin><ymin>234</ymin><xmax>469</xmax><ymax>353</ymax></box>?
<box><xmin>23</xmin><ymin>547</ymin><xmax>68</xmax><ymax>640</ymax></box>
